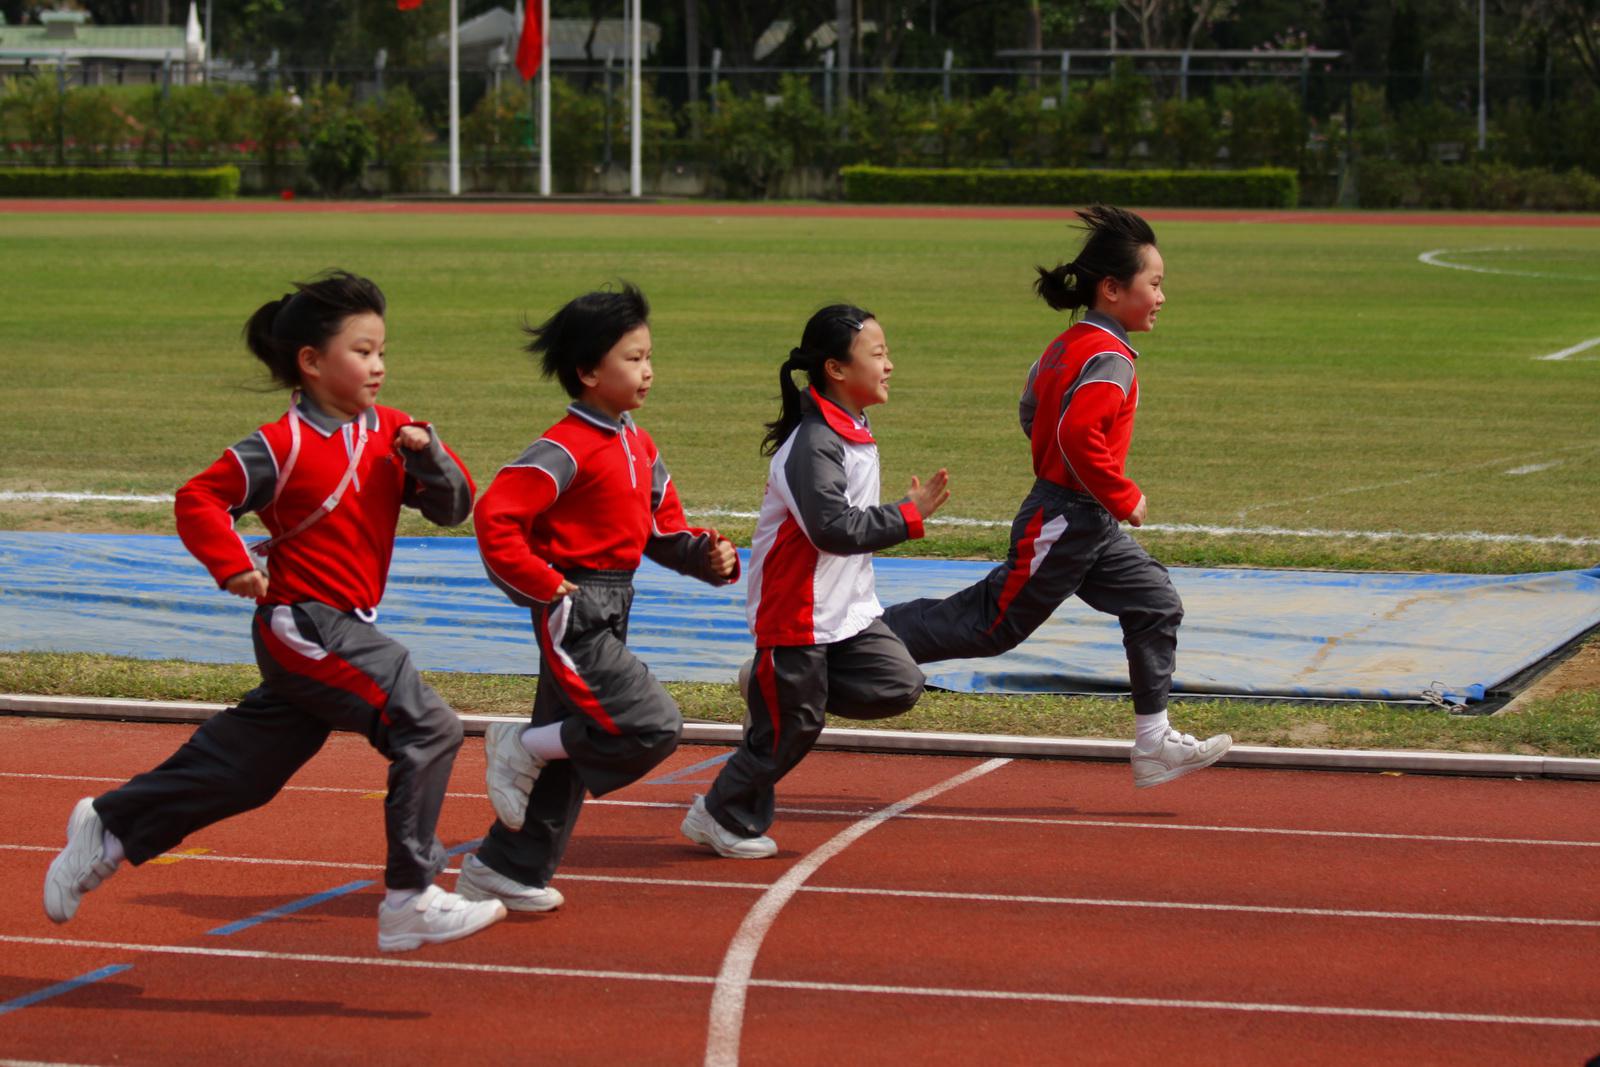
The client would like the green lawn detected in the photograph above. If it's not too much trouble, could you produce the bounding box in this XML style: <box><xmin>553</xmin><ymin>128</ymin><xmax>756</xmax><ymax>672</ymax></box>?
<box><xmin>1</xmin><ymin>207</ymin><xmax>1597</xmax><ymax>751</ymax></box>
<box><xmin>3</xmin><ymin>210</ymin><xmax>1596</xmax><ymax>570</ymax></box>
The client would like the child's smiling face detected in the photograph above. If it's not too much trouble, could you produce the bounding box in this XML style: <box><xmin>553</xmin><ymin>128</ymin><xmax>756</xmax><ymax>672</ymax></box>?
<box><xmin>579</xmin><ymin>323</ymin><xmax>653</xmax><ymax>420</ymax></box>
<box><xmin>297</xmin><ymin>311</ymin><xmax>387</xmax><ymax>418</ymax></box>
<box><xmin>1101</xmin><ymin>245</ymin><xmax>1166</xmax><ymax>333</ymax></box>
<box><xmin>827</xmin><ymin>317</ymin><xmax>892</xmax><ymax>414</ymax></box>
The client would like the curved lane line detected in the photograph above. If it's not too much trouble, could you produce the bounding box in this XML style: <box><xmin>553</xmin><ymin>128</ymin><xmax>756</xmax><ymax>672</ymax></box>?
<box><xmin>702</xmin><ymin>757</ymin><xmax>1011</xmax><ymax>1067</ymax></box>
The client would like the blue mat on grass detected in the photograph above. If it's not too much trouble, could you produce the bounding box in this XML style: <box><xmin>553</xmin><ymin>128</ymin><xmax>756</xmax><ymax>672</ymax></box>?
<box><xmin>1</xmin><ymin>533</ymin><xmax>1597</xmax><ymax>705</ymax></box>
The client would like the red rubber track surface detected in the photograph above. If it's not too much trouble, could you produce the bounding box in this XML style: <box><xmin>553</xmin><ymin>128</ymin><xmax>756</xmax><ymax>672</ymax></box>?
<box><xmin>3</xmin><ymin>716</ymin><xmax>1598</xmax><ymax>1065</ymax></box>
<box><xmin>4</xmin><ymin>198</ymin><xmax>1600</xmax><ymax>226</ymax></box>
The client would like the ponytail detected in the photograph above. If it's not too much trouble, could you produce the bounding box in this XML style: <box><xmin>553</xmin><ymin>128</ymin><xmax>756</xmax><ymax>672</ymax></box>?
<box><xmin>242</xmin><ymin>269</ymin><xmax>387</xmax><ymax>388</ymax></box>
<box><xmin>760</xmin><ymin>305</ymin><xmax>873</xmax><ymax>456</ymax></box>
<box><xmin>1034</xmin><ymin>204</ymin><xmax>1156</xmax><ymax>317</ymax></box>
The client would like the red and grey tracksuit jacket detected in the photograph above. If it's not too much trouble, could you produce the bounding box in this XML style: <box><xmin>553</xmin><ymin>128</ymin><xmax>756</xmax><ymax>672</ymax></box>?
<box><xmin>174</xmin><ymin>396</ymin><xmax>475</xmax><ymax>615</ymax></box>
<box><xmin>745</xmin><ymin>387</ymin><xmax>925</xmax><ymax>648</ymax></box>
<box><xmin>474</xmin><ymin>402</ymin><xmax>734</xmax><ymax>604</ymax></box>
<box><xmin>1019</xmin><ymin>309</ymin><xmax>1142</xmax><ymax>520</ymax></box>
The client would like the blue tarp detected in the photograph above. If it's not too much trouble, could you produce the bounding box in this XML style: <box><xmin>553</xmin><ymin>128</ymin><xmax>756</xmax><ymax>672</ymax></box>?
<box><xmin>1</xmin><ymin>532</ymin><xmax>1597</xmax><ymax>705</ymax></box>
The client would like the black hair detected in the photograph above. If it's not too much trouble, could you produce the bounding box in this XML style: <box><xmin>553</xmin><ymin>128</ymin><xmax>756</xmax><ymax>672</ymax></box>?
<box><xmin>760</xmin><ymin>303</ymin><xmax>874</xmax><ymax>456</ymax></box>
<box><xmin>243</xmin><ymin>270</ymin><xmax>387</xmax><ymax>388</ymax></box>
<box><xmin>1034</xmin><ymin>204</ymin><xmax>1158</xmax><ymax>316</ymax></box>
<box><xmin>524</xmin><ymin>282</ymin><xmax>651</xmax><ymax>399</ymax></box>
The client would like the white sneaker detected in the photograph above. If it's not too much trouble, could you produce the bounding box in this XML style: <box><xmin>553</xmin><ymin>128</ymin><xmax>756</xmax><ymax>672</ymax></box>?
<box><xmin>484</xmin><ymin>720</ymin><xmax>544</xmax><ymax>832</ymax></box>
<box><xmin>680</xmin><ymin>794</ymin><xmax>777</xmax><ymax>859</ymax></box>
<box><xmin>377</xmin><ymin>884</ymin><xmax>506</xmax><ymax>952</ymax></box>
<box><xmin>457</xmin><ymin>853</ymin><xmax>565</xmax><ymax>912</ymax></box>
<box><xmin>43</xmin><ymin>797</ymin><xmax>118</xmax><ymax>924</ymax></box>
<box><xmin>1131</xmin><ymin>729</ymin><xmax>1233</xmax><ymax>789</ymax></box>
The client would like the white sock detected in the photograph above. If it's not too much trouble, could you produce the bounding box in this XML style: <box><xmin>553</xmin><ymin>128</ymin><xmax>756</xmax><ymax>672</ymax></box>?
<box><xmin>385</xmin><ymin>887</ymin><xmax>422</xmax><ymax>909</ymax></box>
<box><xmin>101</xmin><ymin>829</ymin><xmax>125</xmax><ymax>867</ymax></box>
<box><xmin>521</xmin><ymin>722</ymin><xmax>569</xmax><ymax>762</ymax></box>
<box><xmin>1134</xmin><ymin>709</ymin><xmax>1171</xmax><ymax>750</ymax></box>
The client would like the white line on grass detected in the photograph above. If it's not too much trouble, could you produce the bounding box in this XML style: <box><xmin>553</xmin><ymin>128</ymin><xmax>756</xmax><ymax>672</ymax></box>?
<box><xmin>703</xmin><ymin>758</ymin><xmax>1011</xmax><ymax>1067</ymax></box>
<box><xmin>4</xmin><ymin>492</ymin><xmax>1595</xmax><ymax>546</ymax></box>
<box><xmin>10</xmin><ymin>843</ymin><xmax>1591</xmax><ymax>929</ymax></box>
<box><xmin>7</xmin><ymin>775</ymin><xmax>1600</xmax><ymax>848</ymax></box>
<box><xmin>1417</xmin><ymin>247</ymin><xmax>1600</xmax><ymax>283</ymax></box>
<box><xmin>3</xmin><ymin>934</ymin><xmax>1599</xmax><ymax>1031</ymax></box>
<box><xmin>1536</xmin><ymin>336</ymin><xmax>1600</xmax><ymax>361</ymax></box>
<box><xmin>1504</xmin><ymin>462</ymin><xmax>1562</xmax><ymax>476</ymax></box>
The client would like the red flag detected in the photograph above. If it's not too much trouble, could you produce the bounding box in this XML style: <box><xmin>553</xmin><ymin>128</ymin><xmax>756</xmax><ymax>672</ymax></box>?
<box><xmin>396</xmin><ymin>0</ymin><xmax>422</xmax><ymax>9</ymax></box>
<box><xmin>516</xmin><ymin>0</ymin><xmax>543</xmax><ymax>79</ymax></box>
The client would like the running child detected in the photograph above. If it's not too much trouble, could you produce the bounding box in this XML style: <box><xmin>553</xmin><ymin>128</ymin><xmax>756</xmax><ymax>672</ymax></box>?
<box><xmin>881</xmin><ymin>205</ymin><xmax>1230</xmax><ymax>788</ymax></box>
<box><xmin>42</xmin><ymin>270</ymin><xmax>507</xmax><ymax>951</ymax></box>
<box><xmin>465</xmin><ymin>283</ymin><xmax>739</xmax><ymax>910</ymax></box>
<box><xmin>681</xmin><ymin>304</ymin><xmax>950</xmax><ymax>858</ymax></box>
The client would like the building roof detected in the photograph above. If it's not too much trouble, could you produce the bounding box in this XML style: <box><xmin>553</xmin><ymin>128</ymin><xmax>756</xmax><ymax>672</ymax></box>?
<box><xmin>0</xmin><ymin>22</ymin><xmax>188</xmax><ymax>61</ymax></box>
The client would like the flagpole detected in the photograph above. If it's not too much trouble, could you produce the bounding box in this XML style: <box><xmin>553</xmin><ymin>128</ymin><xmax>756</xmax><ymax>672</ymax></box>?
<box><xmin>539</xmin><ymin>0</ymin><xmax>551</xmax><ymax>196</ymax></box>
<box><xmin>629</xmin><ymin>0</ymin><xmax>641</xmax><ymax>198</ymax></box>
<box><xmin>448</xmin><ymin>0</ymin><xmax>461</xmax><ymax>195</ymax></box>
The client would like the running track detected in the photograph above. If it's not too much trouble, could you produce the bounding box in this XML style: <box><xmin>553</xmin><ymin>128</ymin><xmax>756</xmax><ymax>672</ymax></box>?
<box><xmin>3</xmin><ymin>716</ymin><xmax>1598</xmax><ymax>1065</ymax></box>
<box><xmin>5</xmin><ymin>198</ymin><xmax>1600</xmax><ymax>226</ymax></box>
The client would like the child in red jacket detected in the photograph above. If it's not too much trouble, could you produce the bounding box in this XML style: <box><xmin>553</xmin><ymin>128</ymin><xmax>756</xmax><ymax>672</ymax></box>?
<box><xmin>43</xmin><ymin>271</ymin><xmax>506</xmax><ymax>952</ymax></box>
<box><xmin>883</xmin><ymin>206</ymin><xmax>1231</xmax><ymax>788</ymax></box>
<box><xmin>461</xmin><ymin>283</ymin><xmax>738</xmax><ymax>911</ymax></box>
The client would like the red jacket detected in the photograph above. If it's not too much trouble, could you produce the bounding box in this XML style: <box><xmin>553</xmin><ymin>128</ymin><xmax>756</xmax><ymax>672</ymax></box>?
<box><xmin>475</xmin><ymin>403</ymin><xmax>738</xmax><ymax>604</ymax></box>
<box><xmin>175</xmin><ymin>397</ymin><xmax>475</xmax><ymax>615</ymax></box>
<box><xmin>1019</xmin><ymin>310</ymin><xmax>1142</xmax><ymax>520</ymax></box>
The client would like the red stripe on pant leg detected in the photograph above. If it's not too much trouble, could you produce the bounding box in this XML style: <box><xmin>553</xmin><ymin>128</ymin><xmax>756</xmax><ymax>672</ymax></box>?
<box><xmin>986</xmin><ymin>507</ymin><xmax>1046</xmax><ymax>635</ymax></box>
<box><xmin>536</xmin><ymin>603</ymin><xmax>622</xmax><ymax>736</ymax></box>
<box><xmin>256</xmin><ymin>615</ymin><xmax>389</xmax><ymax>711</ymax></box>
<box><xmin>756</xmin><ymin>649</ymin><xmax>782</xmax><ymax>756</ymax></box>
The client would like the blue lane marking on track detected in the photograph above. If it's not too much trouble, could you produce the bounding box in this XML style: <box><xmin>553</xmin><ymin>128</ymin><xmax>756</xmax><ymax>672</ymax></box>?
<box><xmin>207</xmin><ymin>879</ymin><xmax>374</xmax><ymax>936</ymax></box>
<box><xmin>446</xmin><ymin>839</ymin><xmax>482</xmax><ymax>857</ymax></box>
<box><xmin>647</xmin><ymin>750</ymin><xmax>734</xmax><ymax>784</ymax></box>
<box><xmin>0</xmin><ymin>964</ymin><xmax>132</xmax><ymax>1016</ymax></box>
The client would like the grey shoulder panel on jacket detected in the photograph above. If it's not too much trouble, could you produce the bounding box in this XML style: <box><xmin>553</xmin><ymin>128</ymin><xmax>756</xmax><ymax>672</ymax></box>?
<box><xmin>508</xmin><ymin>438</ymin><xmax>579</xmax><ymax>494</ymax></box>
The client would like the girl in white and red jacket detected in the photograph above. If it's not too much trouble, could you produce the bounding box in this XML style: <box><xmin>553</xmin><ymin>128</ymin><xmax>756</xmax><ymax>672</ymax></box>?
<box><xmin>681</xmin><ymin>304</ymin><xmax>950</xmax><ymax>859</ymax></box>
<box><xmin>42</xmin><ymin>271</ymin><xmax>506</xmax><ymax>953</ymax></box>
<box><xmin>467</xmin><ymin>283</ymin><xmax>740</xmax><ymax>910</ymax></box>
<box><xmin>882</xmin><ymin>205</ymin><xmax>1231</xmax><ymax>789</ymax></box>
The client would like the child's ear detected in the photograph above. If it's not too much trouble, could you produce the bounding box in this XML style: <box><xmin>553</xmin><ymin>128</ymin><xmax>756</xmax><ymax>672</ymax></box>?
<box><xmin>1098</xmin><ymin>276</ymin><xmax>1122</xmax><ymax>306</ymax></box>
<box><xmin>296</xmin><ymin>345</ymin><xmax>321</xmax><ymax>382</ymax></box>
<box><xmin>576</xmin><ymin>364</ymin><xmax>600</xmax><ymax>388</ymax></box>
<box><xmin>822</xmin><ymin>358</ymin><xmax>848</xmax><ymax>382</ymax></box>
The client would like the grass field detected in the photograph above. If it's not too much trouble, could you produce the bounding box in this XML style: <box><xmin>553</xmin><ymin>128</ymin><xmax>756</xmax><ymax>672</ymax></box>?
<box><xmin>2</xmin><ymin>207</ymin><xmax>1598</xmax><ymax>751</ymax></box>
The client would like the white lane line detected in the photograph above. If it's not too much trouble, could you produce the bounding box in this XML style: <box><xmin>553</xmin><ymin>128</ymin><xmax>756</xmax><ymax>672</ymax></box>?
<box><xmin>2</xmin><ymin>493</ymin><xmax>1593</xmax><ymax>546</ymax></box>
<box><xmin>1504</xmin><ymin>462</ymin><xmax>1561</xmax><ymax>475</ymax></box>
<box><xmin>8</xmin><ymin>775</ymin><xmax>1600</xmax><ymax>848</ymax></box>
<box><xmin>0</xmin><ymin>491</ymin><xmax>175</xmax><ymax>504</ymax></box>
<box><xmin>1537</xmin><ymin>336</ymin><xmax>1600</xmax><ymax>361</ymax></box>
<box><xmin>3</xmin><ymin>844</ymin><xmax>1595</xmax><ymax>928</ymax></box>
<box><xmin>3</xmin><ymin>934</ymin><xmax>1599</xmax><ymax>1031</ymax></box>
<box><xmin>703</xmin><ymin>757</ymin><xmax>1011</xmax><ymax>1067</ymax></box>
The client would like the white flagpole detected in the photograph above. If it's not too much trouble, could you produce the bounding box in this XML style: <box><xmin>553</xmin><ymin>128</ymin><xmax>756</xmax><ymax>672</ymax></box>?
<box><xmin>448</xmin><ymin>0</ymin><xmax>461</xmax><ymax>195</ymax></box>
<box><xmin>539</xmin><ymin>0</ymin><xmax>551</xmax><ymax>196</ymax></box>
<box><xmin>629</xmin><ymin>0</ymin><xmax>641</xmax><ymax>198</ymax></box>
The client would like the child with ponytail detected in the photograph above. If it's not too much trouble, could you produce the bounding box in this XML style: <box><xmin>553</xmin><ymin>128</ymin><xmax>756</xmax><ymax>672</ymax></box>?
<box><xmin>882</xmin><ymin>205</ymin><xmax>1231</xmax><ymax>788</ymax></box>
<box><xmin>42</xmin><ymin>270</ymin><xmax>507</xmax><ymax>952</ymax></box>
<box><xmin>681</xmin><ymin>305</ymin><xmax>950</xmax><ymax>858</ymax></box>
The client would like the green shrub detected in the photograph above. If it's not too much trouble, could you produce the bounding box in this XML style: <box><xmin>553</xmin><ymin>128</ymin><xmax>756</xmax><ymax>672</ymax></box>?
<box><xmin>303</xmin><ymin>85</ymin><xmax>373</xmax><ymax>195</ymax></box>
<box><xmin>1155</xmin><ymin>98</ymin><xmax>1218</xmax><ymax>169</ymax></box>
<box><xmin>2</xmin><ymin>75</ymin><xmax>64</xmax><ymax>163</ymax></box>
<box><xmin>1216</xmin><ymin>83</ymin><xmax>1305</xmax><ymax>169</ymax></box>
<box><xmin>840</xmin><ymin>165</ymin><xmax>1298</xmax><ymax>207</ymax></box>
<box><xmin>62</xmin><ymin>86</ymin><xmax>124</xmax><ymax>163</ymax></box>
<box><xmin>364</xmin><ymin>85</ymin><xmax>431</xmax><ymax>193</ymax></box>
<box><xmin>251</xmin><ymin>89</ymin><xmax>301</xmax><ymax>190</ymax></box>
<box><xmin>1357</xmin><ymin>161</ymin><xmax>1600</xmax><ymax>210</ymax></box>
<box><xmin>1084</xmin><ymin>58</ymin><xmax>1152</xmax><ymax>166</ymax></box>
<box><xmin>0</xmin><ymin>166</ymin><xmax>239</xmax><ymax>197</ymax></box>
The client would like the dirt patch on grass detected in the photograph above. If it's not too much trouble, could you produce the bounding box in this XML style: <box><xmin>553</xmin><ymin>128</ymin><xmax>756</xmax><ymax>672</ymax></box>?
<box><xmin>1500</xmin><ymin>635</ymin><xmax>1600</xmax><ymax>712</ymax></box>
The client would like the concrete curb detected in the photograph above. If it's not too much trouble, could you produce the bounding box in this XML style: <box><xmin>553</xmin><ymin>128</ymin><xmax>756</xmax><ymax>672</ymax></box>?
<box><xmin>6</xmin><ymin>693</ymin><xmax>1598</xmax><ymax>781</ymax></box>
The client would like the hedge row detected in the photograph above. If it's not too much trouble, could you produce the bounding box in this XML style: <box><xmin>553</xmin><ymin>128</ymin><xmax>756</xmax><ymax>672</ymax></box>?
<box><xmin>840</xmin><ymin>165</ymin><xmax>1298</xmax><ymax>208</ymax></box>
<box><xmin>1357</xmin><ymin>161</ymin><xmax>1600</xmax><ymax>212</ymax></box>
<box><xmin>0</xmin><ymin>166</ymin><xmax>240</xmax><ymax>197</ymax></box>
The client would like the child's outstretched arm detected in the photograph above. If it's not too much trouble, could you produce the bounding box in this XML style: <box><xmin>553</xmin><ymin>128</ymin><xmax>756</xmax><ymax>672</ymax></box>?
<box><xmin>641</xmin><ymin>442</ymin><xmax>740</xmax><ymax>586</ymax></box>
<box><xmin>782</xmin><ymin>426</ymin><xmax>939</xmax><ymax>555</ymax></box>
<box><xmin>395</xmin><ymin>423</ymin><xmax>476</xmax><ymax>527</ymax></box>
<box><xmin>174</xmin><ymin>435</ymin><xmax>279</xmax><ymax>598</ymax></box>
<box><xmin>473</xmin><ymin>443</ymin><xmax>577</xmax><ymax>606</ymax></box>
